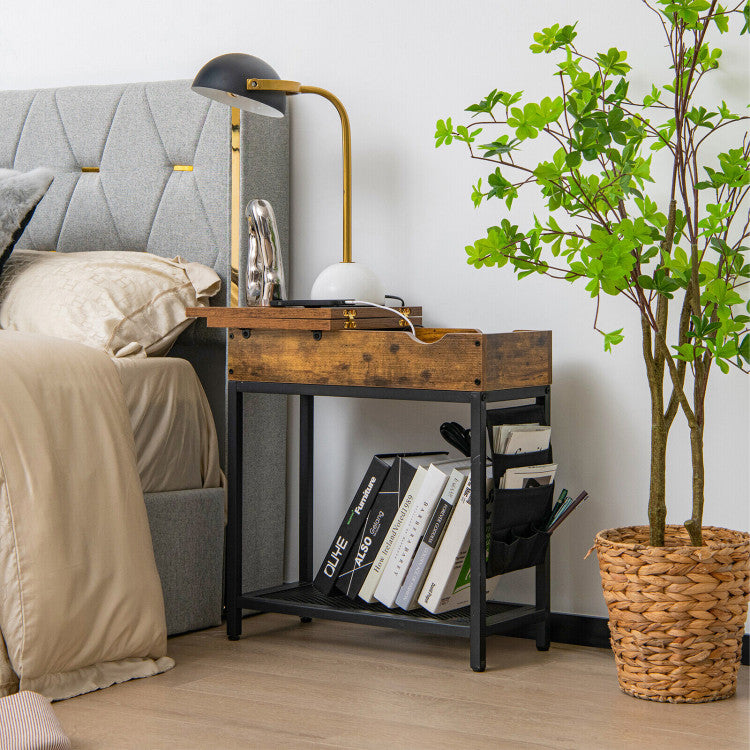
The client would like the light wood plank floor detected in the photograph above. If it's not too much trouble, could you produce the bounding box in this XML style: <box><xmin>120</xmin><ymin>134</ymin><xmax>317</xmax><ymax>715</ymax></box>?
<box><xmin>54</xmin><ymin>614</ymin><xmax>749</xmax><ymax>750</ymax></box>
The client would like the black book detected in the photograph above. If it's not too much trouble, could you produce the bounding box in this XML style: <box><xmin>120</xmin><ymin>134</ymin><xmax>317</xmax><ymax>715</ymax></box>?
<box><xmin>313</xmin><ymin>455</ymin><xmax>391</xmax><ymax>595</ymax></box>
<box><xmin>335</xmin><ymin>453</ymin><xmax>443</xmax><ymax>600</ymax></box>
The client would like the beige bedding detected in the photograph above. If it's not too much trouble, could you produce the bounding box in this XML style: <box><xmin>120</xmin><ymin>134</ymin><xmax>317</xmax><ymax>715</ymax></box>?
<box><xmin>113</xmin><ymin>357</ymin><xmax>222</xmax><ymax>493</ymax></box>
<box><xmin>0</xmin><ymin>331</ymin><xmax>173</xmax><ymax>701</ymax></box>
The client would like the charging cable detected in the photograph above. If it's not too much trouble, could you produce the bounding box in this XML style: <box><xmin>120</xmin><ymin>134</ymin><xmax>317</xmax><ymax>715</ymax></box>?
<box><xmin>344</xmin><ymin>300</ymin><xmax>416</xmax><ymax>336</ymax></box>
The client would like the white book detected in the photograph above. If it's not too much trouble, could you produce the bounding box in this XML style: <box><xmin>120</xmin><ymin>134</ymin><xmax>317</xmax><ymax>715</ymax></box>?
<box><xmin>374</xmin><ymin>463</ymin><xmax>451</xmax><ymax>608</ymax></box>
<box><xmin>493</xmin><ymin>422</ymin><xmax>539</xmax><ymax>453</ymax></box>
<box><xmin>502</xmin><ymin>463</ymin><xmax>557</xmax><ymax>489</ymax></box>
<box><xmin>358</xmin><ymin>466</ymin><xmax>428</xmax><ymax>604</ymax></box>
<box><xmin>394</xmin><ymin>465</ymin><xmax>469</xmax><ymax>610</ymax></box>
<box><xmin>417</xmin><ymin>474</ymin><xmax>499</xmax><ymax>614</ymax></box>
<box><xmin>502</xmin><ymin>426</ymin><xmax>551</xmax><ymax>455</ymax></box>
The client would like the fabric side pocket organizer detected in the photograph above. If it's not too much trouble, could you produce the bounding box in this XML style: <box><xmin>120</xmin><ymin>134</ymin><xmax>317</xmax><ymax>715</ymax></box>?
<box><xmin>487</xmin><ymin>525</ymin><xmax>550</xmax><ymax>577</ymax></box>
<box><xmin>486</xmin><ymin>403</ymin><xmax>551</xmax><ymax>488</ymax></box>
<box><xmin>487</xmin><ymin>484</ymin><xmax>553</xmax><ymax>576</ymax></box>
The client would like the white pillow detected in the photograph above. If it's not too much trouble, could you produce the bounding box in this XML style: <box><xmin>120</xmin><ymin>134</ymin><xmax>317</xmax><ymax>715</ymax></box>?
<box><xmin>0</xmin><ymin>250</ymin><xmax>221</xmax><ymax>357</ymax></box>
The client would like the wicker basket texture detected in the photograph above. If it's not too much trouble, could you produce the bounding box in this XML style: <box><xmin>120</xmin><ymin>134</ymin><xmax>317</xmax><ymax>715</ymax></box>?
<box><xmin>594</xmin><ymin>525</ymin><xmax>750</xmax><ymax>703</ymax></box>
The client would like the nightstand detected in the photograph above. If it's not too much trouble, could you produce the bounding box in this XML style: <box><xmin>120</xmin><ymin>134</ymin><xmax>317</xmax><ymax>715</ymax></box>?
<box><xmin>187</xmin><ymin>307</ymin><xmax>552</xmax><ymax>672</ymax></box>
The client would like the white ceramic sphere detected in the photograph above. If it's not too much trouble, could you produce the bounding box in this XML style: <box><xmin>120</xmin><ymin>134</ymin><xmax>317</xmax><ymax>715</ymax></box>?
<box><xmin>310</xmin><ymin>262</ymin><xmax>385</xmax><ymax>304</ymax></box>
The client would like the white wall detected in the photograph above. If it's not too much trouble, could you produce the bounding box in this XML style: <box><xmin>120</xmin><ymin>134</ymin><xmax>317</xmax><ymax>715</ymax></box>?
<box><xmin>3</xmin><ymin>0</ymin><xmax>748</xmax><ymax>623</ymax></box>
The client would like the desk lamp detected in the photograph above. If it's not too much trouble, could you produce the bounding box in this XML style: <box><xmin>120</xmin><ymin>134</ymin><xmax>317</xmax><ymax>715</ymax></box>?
<box><xmin>192</xmin><ymin>53</ymin><xmax>385</xmax><ymax>305</ymax></box>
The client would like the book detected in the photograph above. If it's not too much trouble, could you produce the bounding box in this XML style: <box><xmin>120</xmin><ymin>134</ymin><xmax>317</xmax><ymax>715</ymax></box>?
<box><xmin>502</xmin><ymin>463</ymin><xmax>557</xmax><ymax>489</ymax></box>
<box><xmin>394</xmin><ymin>466</ymin><xmax>469</xmax><ymax>610</ymax></box>
<box><xmin>501</xmin><ymin>426</ymin><xmax>551</xmax><ymax>455</ymax></box>
<box><xmin>358</xmin><ymin>465</ymin><xmax>429</xmax><ymax>603</ymax></box>
<box><xmin>335</xmin><ymin>453</ymin><xmax>442</xmax><ymax>599</ymax></box>
<box><xmin>417</xmin><ymin>472</ymin><xmax>497</xmax><ymax>614</ymax></box>
<box><xmin>493</xmin><ymin>422</ymin><xmax>540</xmax><ymax>453</ymax></box>
<box><xmin>313</xmin><ymin>455</ymin><xmax>391</xmax><ymax>595</ymax></box>
<box><xmin>374</xmin><ymin>462</ymin><xmax>453</xmax><ymax>608</ymax></box>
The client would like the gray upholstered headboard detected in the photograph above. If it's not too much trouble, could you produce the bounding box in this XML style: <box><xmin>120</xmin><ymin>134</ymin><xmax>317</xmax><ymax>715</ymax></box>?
<box><xmin>0</xmin><ymin>80</ymin><xmax>289</xmax><ymax>590</ymax></box>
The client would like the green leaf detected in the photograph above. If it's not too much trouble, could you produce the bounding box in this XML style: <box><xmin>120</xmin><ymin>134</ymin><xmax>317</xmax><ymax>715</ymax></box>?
<box><xmin>479</xmin><ymin>136</ymin><xmax>520</xmax><ymax>158</ymax></box>
<box><xmin>717</xmin><ymin>100</ymin><xmax>740</xmax><ymax>120</ymax></box>
<box><xmin>508</xmin><ymin>106</ymin><xmax>540</xmax><ymax>140</ymax></box>
<box><xmin>434</xmin><ymin>118</ymin><xmax>454</xmax><ymax>147</ymax></box>
<box><xmin>675</xmin><ymin>343</ymin><xmax>697</xmax><ymax>362</ymax></box>
<box><xmin>713</xmin><ymin>4</ymin><xmax>729</xmax><ymax>32</ymax></box>
<box><xmin>538</xmin><ymin>96</ymin><xmax>564</xmax><ymax>124</ymax></box>
<box><xmin>470</xmin><ymin>178</ymin><xmax>484</xmax><ymax>208</ymax></box>
<box><xmin>739</xmin><ymin>334</ymin><xmax>750</xmax><ymax>363</ymax></box>
<box><xmin>465</xmin><ymin>89</ymin><xmax>504</xmax><ymax>117</ymax></box>
<box><xmin>530</xmin><ymin>22</ymin><xmax>578</xmax><ymax>54</ymax></box>
<box><xmin>455</xmin><ymin>125</ymin><xmax>479</xmax><ymax>144</ymax></box>
<box><xmin>602</xmin><ymin>328</ymin><xmax>625</xmax><ymax>352</ymax></box>
<box><xmin>637</xmin><ymin>274</ymin><xmax>655</xmax><ymax>290</ymax></box>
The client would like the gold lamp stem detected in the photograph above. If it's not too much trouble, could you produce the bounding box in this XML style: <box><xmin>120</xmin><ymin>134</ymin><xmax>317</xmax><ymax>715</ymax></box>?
<box><xmin>299</xmin><ymin>86</ymin><xmax>352</xmax><ymax>264</ymax></box>
<box><xmin>247</xmin><ymin>78</ymin><xmax>353</xmax><ymax>264</ymax></box>
<box><xmin>230</xmin><ymin>107</ymin><xmax>241</xmax><ymax>306</ymax></box>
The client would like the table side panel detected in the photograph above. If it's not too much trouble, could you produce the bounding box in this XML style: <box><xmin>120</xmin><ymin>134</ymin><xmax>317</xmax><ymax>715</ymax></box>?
<box><xmin>482</xmin><ymin>330</ymin><xmax>552</xmax><ymax>390</ymax></box>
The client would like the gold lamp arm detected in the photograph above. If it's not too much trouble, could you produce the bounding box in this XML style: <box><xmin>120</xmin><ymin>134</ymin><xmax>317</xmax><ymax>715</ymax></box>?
<box><xmin>247</xmin><ymin>78</ymin><xmax>353</xmax><ymax>264</ymax></box>
<box><xmin>299</xmin><ymin>86</ymin><xmax>352</xmax><ymax>265</ymax></box>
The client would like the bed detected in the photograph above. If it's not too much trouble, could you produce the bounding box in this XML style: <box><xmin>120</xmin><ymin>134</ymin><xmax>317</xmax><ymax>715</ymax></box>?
<box><xmin>0</xmin><ymin>80</ymin><xmax>289</xmax><ymax>686</ymax></box>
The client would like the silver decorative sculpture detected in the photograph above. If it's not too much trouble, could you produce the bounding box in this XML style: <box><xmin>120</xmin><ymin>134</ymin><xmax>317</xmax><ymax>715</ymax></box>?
<box><xmin>246</xmin><ymin>199</ymin><xmax>287</xmax><ymax>305</ymax></box>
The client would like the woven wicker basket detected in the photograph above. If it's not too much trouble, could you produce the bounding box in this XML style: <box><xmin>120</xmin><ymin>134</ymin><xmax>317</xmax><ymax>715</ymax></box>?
<box><xmin>594</xmin><ymin>525</ymin><xmax>750</xmax><ymax>703</ymax></box>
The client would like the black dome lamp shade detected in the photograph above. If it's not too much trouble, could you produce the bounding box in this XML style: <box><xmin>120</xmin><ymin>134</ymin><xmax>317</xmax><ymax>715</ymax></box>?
<box><xmin>191</xmin><ymin>53</ymin><xmax>287</xmax><ymax>118</ymax></box>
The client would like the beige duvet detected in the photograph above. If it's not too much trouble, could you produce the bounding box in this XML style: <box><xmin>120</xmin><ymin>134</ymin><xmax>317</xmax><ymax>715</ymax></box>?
<box><xmin>0</xmin><ymin>332</ymin><xmax>173</xmax><ymax>701</ymax></box>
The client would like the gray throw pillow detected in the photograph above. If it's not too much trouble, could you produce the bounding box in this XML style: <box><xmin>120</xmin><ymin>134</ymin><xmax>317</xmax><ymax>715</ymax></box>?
<box><xmin>0</xmin><ymin>167</ymin><xmax>54</xmax><ymax>277</ymax></box>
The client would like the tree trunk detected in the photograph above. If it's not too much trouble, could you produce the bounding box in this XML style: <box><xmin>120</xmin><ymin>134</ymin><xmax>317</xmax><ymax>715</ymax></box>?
<box><xmin>683</xmin><ymin>422</ymin><xmax>705</xmax><ymax>546</ymax></box>
<box><xmin>684</xmin><ymin>367</ymin><xmax>707</xmax><ymax>546</ymax></box>
<box><xmin>648</xmin><ymin>397</ymin><xmax>668</xmax><ymax>546</ymax></box>
<box><xmin>642</xmin><ymin>314</ymin><xmax>667</xmax><ymax>546</ymax></box>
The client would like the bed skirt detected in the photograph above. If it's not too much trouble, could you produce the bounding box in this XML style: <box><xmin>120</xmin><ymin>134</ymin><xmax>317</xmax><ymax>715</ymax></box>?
<box><xmin>143</xmin><ymin>489</ymin><xmax>225</xmax><ymax>636</ymax></box>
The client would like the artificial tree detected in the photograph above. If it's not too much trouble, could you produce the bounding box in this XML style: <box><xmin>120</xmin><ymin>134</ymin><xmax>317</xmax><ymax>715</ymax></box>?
<box><xmin>436</xmin><ymin>0</ymin><xmax>749</xmax><ymax>546</ymax></box>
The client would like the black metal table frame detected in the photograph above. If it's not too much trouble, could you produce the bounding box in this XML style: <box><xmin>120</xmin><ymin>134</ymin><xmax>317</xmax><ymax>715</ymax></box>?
<box><xmin>226</xmin><ymin>380</ymin><xmax>551</xmax><ymax>672</ymax></box>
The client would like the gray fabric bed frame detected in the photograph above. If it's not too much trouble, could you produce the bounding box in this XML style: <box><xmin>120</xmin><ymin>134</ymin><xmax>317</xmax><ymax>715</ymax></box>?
<box><xmin>0</xmin><ymin>80</ymin><xmax>289</xmax><ymax>634</ymax></box>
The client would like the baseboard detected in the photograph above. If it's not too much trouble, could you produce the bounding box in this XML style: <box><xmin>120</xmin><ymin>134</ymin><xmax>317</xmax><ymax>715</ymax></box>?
<box><xmin>500</xmin><ymin>608</ymin><xmax>750</xmax><ymax>666</ymax></box>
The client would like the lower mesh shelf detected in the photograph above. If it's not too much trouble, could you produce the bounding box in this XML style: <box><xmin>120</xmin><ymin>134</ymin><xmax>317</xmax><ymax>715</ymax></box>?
<box><xmin>240</xmin><ymin>582</ymin><xmax>536</xmax><ymax>634</ymax></box>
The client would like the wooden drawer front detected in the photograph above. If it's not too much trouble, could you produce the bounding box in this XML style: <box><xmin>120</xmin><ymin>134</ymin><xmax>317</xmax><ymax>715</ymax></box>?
<box><xmin>229</xmin><ymin>329</ymin><xmax>551</xmax><ymax>391</ymax></box>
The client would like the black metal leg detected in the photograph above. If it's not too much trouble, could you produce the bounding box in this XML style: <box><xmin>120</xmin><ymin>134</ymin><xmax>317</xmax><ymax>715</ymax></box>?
<box><xmin>226</xmin><ymin>381</ymin><xmax>243</xmax><ymax>640</ymax></box>
<box><xmin>541</xmin><ymin>385</ymin><xmax>551</xmax><ymax>426</ymax></box>
<box><xmin>299</xmin><ymin>394</ymin><xmax>314</xmax><ymax>584</ymax></box>
<box><xmin>535</xmin><ymin>544</ymin><xmax>551</xmax><ymax>651</ymax></box>
<box><xmin>536</xmin><ymin>386</ymin><xmax>551</xmax><ymax>651</ymax></box>
<box><xmin>469</xmin><ymin>392</ymin><xmax>487</xmax><ymax>672</ymax></box>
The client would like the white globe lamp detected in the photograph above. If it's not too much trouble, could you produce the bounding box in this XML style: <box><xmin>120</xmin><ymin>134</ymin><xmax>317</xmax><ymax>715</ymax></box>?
<box><xmin>310</xmin><ymin>261</ymin><xmax>384</xmax><ymax>304</ymax></box>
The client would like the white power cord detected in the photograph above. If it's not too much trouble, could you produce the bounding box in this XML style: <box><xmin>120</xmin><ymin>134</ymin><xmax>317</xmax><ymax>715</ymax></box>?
<box><xmin>344</xmin><ymin>300</ymin><xmax>416</xmax><ymax>336</ymax></box>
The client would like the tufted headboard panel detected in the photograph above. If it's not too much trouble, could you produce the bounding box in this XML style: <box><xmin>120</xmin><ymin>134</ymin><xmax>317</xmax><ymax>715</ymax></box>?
<box><xmin>0</xmin><ymin>80</ymin><xmax>290</xmax><ymax>593</ymax></box>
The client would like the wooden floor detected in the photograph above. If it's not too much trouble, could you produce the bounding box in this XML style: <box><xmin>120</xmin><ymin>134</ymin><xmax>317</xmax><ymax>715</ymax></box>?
<box><xmin>55</xmin><ymin>614</ymin><xmax>749</xmax><ymax>750</ymax></box>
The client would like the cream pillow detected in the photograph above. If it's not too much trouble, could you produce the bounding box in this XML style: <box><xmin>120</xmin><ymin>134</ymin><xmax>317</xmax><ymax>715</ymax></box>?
<box><xmin>0</xmin><ymin>250</ymin><xmax>221</xmax><ymax>357</ymax></box>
